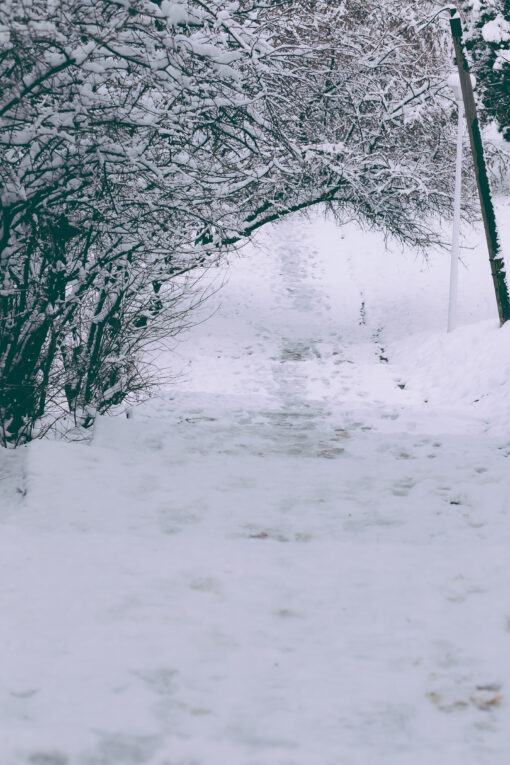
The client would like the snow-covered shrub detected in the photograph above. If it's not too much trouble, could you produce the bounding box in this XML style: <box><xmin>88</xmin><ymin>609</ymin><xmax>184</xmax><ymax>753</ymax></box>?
<box><xmin>0</xmin><ymin>0</ymin><xmax>460</xmax><ymax>445</ymax></box>
<box><xmin>0</xmin><ymin>0</ymin><xmax>275</xmax><ymax>443</ymax></box>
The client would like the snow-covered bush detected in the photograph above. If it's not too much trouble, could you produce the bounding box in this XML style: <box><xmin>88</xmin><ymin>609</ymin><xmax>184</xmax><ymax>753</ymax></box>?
<box><xmin>0</xmin><ymin>0</ymin><xmax>460</xmax><ymax>445</ymax></box>
<box><xmin>0</xmin><ymin>0</ymin><xmax>276</xmax><ymax>443</ymax></box>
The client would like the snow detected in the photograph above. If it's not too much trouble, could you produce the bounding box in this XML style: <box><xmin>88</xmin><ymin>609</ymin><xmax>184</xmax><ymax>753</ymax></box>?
<box><xmin>2</xmin><ymin>199</ymin><xmax>510</xmax><ymax>764</ymax></box>
<box><xmin>482</xmin><ymin>15</ymin><xmax>510</xmax><ymax>45</ymax></box>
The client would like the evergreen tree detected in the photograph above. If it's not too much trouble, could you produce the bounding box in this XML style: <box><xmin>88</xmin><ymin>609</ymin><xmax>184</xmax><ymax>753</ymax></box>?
<box><xmin>465</xmin><ymin>0</ymin><xmax>510</xmax><ymax>139</ymax></box>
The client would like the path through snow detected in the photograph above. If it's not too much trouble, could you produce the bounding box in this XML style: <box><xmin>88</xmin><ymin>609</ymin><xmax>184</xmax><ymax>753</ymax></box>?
<box><xmin>2</xmin><ymin>210</ymin><xmax>510</xmax><ymax>764</ymax></box>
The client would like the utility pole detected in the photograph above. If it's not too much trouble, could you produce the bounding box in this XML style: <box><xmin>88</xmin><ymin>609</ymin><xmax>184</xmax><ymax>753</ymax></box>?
<box><xmin>450</xmin><ymin>10</ymin><xmax>510</xmax><ymax>326</ymax></box>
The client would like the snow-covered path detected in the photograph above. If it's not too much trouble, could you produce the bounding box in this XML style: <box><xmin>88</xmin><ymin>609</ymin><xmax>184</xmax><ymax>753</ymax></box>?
<box><xmin>2</xmin><ymin>210</ymin><xmax>510</xmax><ymax>764</ymax></box>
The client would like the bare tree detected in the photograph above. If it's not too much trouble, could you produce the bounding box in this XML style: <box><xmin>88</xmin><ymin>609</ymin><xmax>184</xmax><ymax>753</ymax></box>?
<box><xmin>0</xmin><ymin>0</ymin><xmax>461</xmax><ymax>446</ymax></box>
<box><xmin>0</xmin><ymin>0</ymin><xmax>275</xmax><ymax>443</ymax></box>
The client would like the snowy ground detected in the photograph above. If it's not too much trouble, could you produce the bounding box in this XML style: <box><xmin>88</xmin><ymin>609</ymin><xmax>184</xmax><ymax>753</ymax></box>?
<box><xmin>2</xmin><ymin>200</ymin><xmax>510</xmax><ymax>764</ymax></box>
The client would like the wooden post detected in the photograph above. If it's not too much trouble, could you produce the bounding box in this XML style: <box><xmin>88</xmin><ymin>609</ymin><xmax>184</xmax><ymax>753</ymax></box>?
<box><xmin>450</xmin><ymin>11</ymin><xmax>510</xmax><ymax>326</ymax></box>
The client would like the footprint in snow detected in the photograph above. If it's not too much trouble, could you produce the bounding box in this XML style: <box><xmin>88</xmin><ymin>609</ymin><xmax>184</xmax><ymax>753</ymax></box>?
<box><xmin>427</xmin><ymin>683</ymin><xmax>503</xmax><ymax>713</ymax></box>
<box><xmin>27</xmin><ymin>752</ymin><xmax>68</xmax><ymax>765</ymax></box>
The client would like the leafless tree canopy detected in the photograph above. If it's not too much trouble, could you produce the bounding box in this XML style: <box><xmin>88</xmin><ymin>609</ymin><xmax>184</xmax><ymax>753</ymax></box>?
<box><xmin>0</xmin><ymin>0</ymin><xmax>460</xmax><ymax>445</ymax></box>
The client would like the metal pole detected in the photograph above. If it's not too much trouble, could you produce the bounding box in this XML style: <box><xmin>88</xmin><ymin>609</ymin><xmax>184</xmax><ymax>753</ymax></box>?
<box><xmin>448</xmin><ymin>98</ymin><xmax>464</xmax><ymax>332</ymax></box>
<box><xmin>450</xmin><ymin>11</ymin><xmax>510</xmax><ymax>326</ymax></box>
